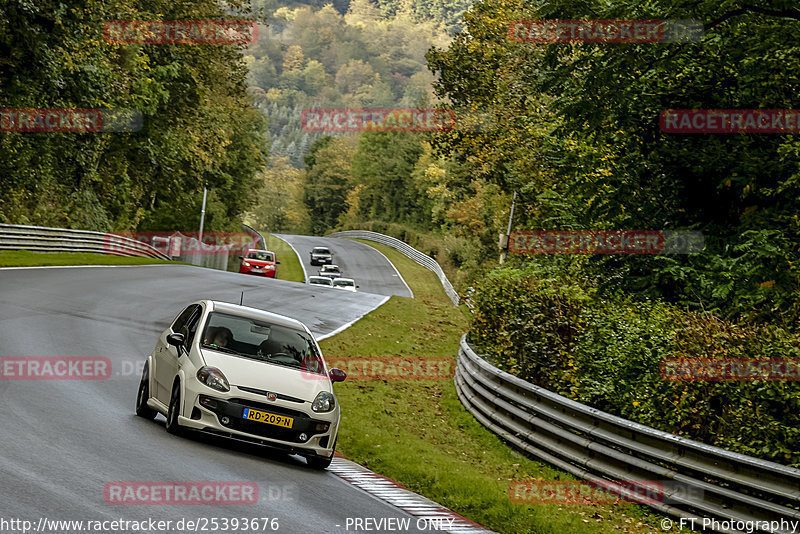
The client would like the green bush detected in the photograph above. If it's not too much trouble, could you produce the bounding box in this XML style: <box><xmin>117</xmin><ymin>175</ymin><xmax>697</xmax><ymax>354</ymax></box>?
<box><xmin>469</xmin><ymin>264</ymin><xmax>800</xmax><ymax>467</ymax></box>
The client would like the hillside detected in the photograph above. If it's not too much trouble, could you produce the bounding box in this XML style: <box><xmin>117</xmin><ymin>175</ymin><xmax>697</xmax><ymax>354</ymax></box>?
<box><xmin>245</xmin><ymin>1</ymin><xmax>454</xmax><ymax>167</ymax></box>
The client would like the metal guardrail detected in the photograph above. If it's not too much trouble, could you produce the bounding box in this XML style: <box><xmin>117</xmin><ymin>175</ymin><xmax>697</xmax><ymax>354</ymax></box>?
<box><xmin>455</xmin><ymin>335</ymin><xmax>800</xmax><ymax>533</ymax></box>
<box><xmin>327</xmin><ymin>230</ymin><xmax>460</xmax><ymax>306</ymax></box>
<box><xmin>0</xmin><ymin>223</ymin><xmax>169</xmax><ymax>259</ymax></box>
<box><xmin>242</xmin><ymin>224</ymin><xmax>267</xmax><ymax>250</ymax></box>
<box><xmin>170</xmin><ymin>233</ymin><xmax>233</xmax><ymax>271</ymax></box>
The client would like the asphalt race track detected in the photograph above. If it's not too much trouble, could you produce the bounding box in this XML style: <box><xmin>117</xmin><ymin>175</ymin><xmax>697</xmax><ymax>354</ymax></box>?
<box><xmin>274</xmin><ymin>234</ymin><xmax>413</xmax><ymax>299</ymax></box>
<box><xmin>0</xmin><ymin>264</ymin><xmax>430</xmax><ymax>533</ymax></box>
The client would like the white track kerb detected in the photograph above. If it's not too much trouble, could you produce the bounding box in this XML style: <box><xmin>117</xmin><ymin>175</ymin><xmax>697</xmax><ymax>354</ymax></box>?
<box><xmin>329</xmin><ymin>456</ymin><xmax>494</xmax><ymax>533</ymax></box>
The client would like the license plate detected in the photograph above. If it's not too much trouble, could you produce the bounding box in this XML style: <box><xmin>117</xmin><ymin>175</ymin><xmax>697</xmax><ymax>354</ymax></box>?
<box><xmin>242</xmin><ymin>408</ymin><xmax>293</xmax><ymax>429</ymax></box>
<box><xmin>251</xmin><ymin>269</ymin><xmax>262</xmax><ymax>273</ymax></box>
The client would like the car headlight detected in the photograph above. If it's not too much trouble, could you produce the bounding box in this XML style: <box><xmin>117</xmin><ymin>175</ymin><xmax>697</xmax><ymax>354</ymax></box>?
<box><xmin>311</xmin><ymin>391</ymin><xmax>335</xmax><ymax>413</ymax></box>
<box><xmin>265</xmin><ymin>265</ymin><xmax>275</xmax><ymax>269</ymax></box>
<box><xmin>242</xmin><ymin>261</ymin><xmax>250</xmax><ymax>267</ymax></box>
<box><xmin>197</xmin><ymin>366</ymin><xmax>230</xmax><ymax>392</ymax></box>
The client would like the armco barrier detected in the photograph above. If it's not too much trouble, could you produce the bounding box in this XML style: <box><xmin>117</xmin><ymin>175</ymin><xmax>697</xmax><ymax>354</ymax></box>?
<box><xmin>0</xmin><ymin>223</ymin><xmax>168</xmax><ymax>259</ymax></box>
<box><xmin>327</xmin><ymin>230</ymin><xmax>459</xmax><ymax>306</ymax></box>
<box><xmin>455</xmin><ymin>335</ymin><xmax>800</xmax><ymax>533</ymax></box>
<box><xmin>242</xmin><ymin>224</ymin><xmax>267</xmax><ymax>250</ymax></box>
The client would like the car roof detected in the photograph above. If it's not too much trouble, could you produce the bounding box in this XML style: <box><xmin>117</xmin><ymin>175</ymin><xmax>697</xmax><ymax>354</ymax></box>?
<box><xmin>308</xmin><ymin>275</ymin><xmax>332</xmax><ymax>282</ymax></box>
<box><xmin>206</xmin><ymin>300</ymin><xmax>308</xmax><ymax>332</ymax></box>
<box><xmin>321</xmin><ymin>264</ymin><xmax>339</xmax><ymax>269</ymax></box>
<box><xmin>312</xmin><ymin>247</ymin><xmax>330</xmax><ymax>251</ymax></box>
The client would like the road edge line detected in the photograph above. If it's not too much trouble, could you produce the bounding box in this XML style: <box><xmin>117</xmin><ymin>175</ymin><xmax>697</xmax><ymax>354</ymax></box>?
<box><xmin>340</xmin><ymin>238</ymin><xmax>414</xmax><ymax>299</ymax></box>
<box><xmin>273</xmin><ymin>233</ymin><xmax>307</xmax><ymax>282</ymax></box>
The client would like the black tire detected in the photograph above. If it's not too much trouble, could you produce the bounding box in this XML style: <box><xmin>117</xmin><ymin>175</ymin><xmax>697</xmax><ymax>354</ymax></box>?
<box><xmin>306</xmin><ymin>454</ymin><xmax>333</xmax><ymax>470</ymax></box>
<box><xmin>165</xmin><ymin>383</ymin><xmax>184</xmax><ymax>436</ymax></box>
<box><xmin>135</xmin><ymin>363</ymin><xmax>157</xmax><ymax>420</ymax></box>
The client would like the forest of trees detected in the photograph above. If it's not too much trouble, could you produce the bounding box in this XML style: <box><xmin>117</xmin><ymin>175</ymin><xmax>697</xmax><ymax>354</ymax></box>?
<box><xmin>0</xmin><ymin>0</ymin><xmax>268</xmax><ymax>232</ymax></box>
<box><xmin>244</xmin><ymin>0</ymin><xmax>451</xmax><ymax>167</ymax></box>
<box><xmin>425</xmin><ymin>0</ymin><xmax>800</xmax><ymax>465</ymax></box>
<box><xmin>252</xmin><ymin>0</ymin><xmax>472</xmax><ymax>33</ymax></box>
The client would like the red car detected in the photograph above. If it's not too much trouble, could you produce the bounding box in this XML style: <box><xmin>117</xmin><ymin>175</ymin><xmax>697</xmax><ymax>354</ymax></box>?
<box><xmin>239</xmin><ymin>249</ymin><xmax>280</xmax><ymax>278</ymax></box>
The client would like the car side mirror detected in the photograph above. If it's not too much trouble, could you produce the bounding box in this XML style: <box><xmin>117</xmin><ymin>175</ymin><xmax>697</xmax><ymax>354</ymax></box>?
<box><xmin>276</xmin><ymin>261</ymin><xmax>281</xmax><ymax>264</ymax></box>
<box><xmin>167</xmin><ymin>332</ymin><xmax>185</xmax><ymax>347</ymax></box>
<box><xmin>238</xmin><ymin>256</ymin><xmax>243</xmax><ymax>260</ymax></box>
<box><xmin>329</xmin><ymin>368</ymin><xmax>347</xmax><ymax>382</ymax></box>
<box><xmin>356</xmin><ymin>285</ymin><xmax>360</xmax><ymax>288</ymax></box>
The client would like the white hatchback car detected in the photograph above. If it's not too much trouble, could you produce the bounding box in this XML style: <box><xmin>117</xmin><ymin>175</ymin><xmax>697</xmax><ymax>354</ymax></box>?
<box><xmin>307</xmin><ymin>275</ymin><xmax>333</xmax><ymax>287</ymax></box>
<box><xmin>332</xmin><ymin>278</ymin><xmax>358</xmax><ymax>292</ymax></box>
<box><xmin>135</xmin><ymin>300</ymin><xmax>346</xmax><ymax>469</ymax></box>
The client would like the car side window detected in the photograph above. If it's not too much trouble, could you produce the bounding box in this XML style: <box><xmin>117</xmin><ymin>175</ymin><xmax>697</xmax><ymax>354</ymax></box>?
<box><xmin>171</xmin><ymin>305</ymin><xmax>199</xmax><ymax>334</ymax></box>
<box><xmin>183</xmin><ymin>306</ymin><xmax>203</xmax><ymax>346</ymax></box>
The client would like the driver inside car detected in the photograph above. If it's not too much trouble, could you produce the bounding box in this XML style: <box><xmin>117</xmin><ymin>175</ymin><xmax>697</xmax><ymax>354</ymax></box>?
<box><xmin>204</xmin><ymin>326</ymin><xmax>232</xmax><ymax>348</ymax></box>
<box><xmin>257</xmin><ymin>338</ymin><xmax>283</xmax><ymax>359</ymax></box>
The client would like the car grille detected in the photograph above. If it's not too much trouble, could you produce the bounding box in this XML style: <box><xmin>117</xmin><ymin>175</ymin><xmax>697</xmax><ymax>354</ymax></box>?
<box><xmin>227</xmin><ymin>417</ymin><xmax>303</xmax><ymax>441</ymax></box>
<box><xmin>236</xmin><ymin>386</ymin><xmax>305</xmax><ymax>404</ymax></box>
<box><xmin>199</xmin><ymin>396</ymin><xmax>329</xmax><ymax>444</ymax></box>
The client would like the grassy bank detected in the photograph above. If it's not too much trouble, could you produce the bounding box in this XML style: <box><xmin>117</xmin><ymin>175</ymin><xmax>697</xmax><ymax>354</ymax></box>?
<box><xmin>0</xmin><ymin>250</ymin><xmax>177</xmax><ymax>267</ymax></box>
<box><xmin>264</xmin><ymin>234</ymin><xmax>305</xmax><ymax>282</ymax></box>
<box><xmin>319</xmin><ymin>240</ymin><xmax>665</xmax><ymax>534</ymax></box>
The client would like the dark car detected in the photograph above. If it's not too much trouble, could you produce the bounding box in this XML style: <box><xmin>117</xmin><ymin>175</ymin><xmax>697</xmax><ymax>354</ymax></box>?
<box><xmin>309</xmin><ymin>247</ymin><xmax>333</xmax><ymax>266</ymax></box>
<box><xmin>239</xmin><ymin>249</ymin><xmax>280</xmax><ymax>278</ymax></box>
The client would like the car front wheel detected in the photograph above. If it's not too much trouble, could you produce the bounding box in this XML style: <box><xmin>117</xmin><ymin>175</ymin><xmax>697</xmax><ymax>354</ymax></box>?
<box><xmin>135</xmin><ymin>363</ymin><xmax>157</xmax><ymax>420</ymax></box>
<box><xmin>165</xmin><ymin>383</ymin><xmax>184</xmax><ymax>436</ymax></box>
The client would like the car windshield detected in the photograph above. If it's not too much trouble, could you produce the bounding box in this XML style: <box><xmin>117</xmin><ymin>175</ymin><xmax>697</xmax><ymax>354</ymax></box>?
<box><xmin>200</xmin><ymin>312</ymin><xmax>325</xmax><ymax>373</ymax></box>
<box><xmin>312</xmin><ymin>248</ymin><xmax>330</xmax><ymax>254</ymax></box>
<box><xmin>333</xmin><ymin>279</ymin><xmax>354</xmax><ymax>287</ymax></box>
<box><xmin>321</xmin><ymin>266</ymin><xmax>339</xmax><ymax>272</ymax></box>
<box><xmin>309</xmin><ymin>277</ymin><xmax>332</xmax><ymax>285</ymax></box>
<box><xmin>246</xmin><ymin>251</ymin><xmax>273</xmax><ymax>261</ymax></box>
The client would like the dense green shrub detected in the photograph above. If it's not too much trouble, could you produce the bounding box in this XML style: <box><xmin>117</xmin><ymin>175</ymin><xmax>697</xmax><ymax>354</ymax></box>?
<box><xmin>469</xmin><ymin>264</ymin><xmax>800</xmax><ymax>467</ymax></box>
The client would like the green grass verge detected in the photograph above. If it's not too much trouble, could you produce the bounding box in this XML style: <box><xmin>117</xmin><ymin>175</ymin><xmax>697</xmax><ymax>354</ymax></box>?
<box><xmin>320</xmin><ymin>240</ymin><xmax>666</xmax><ymax>534</ymax></box>
<box><xmin>0</xmin><ymin>250</ymin><xmax>177</xmax><ymax>267</ymax></box>
<box><xmin>263</xmin><ymin>234</ymin><xmax>305</xmax><ymax>282</ymax></box>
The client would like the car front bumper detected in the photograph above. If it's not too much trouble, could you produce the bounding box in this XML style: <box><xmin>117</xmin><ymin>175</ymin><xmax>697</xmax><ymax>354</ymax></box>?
<box><xmin>177</xmin><ymin>385</ymin><xmax>339</xmax><ymax>458</ymax></box>
<box><xmin>239</xmin><ymin>266</ymin><xmax>277</xmax><ymax>277</ymax></box>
